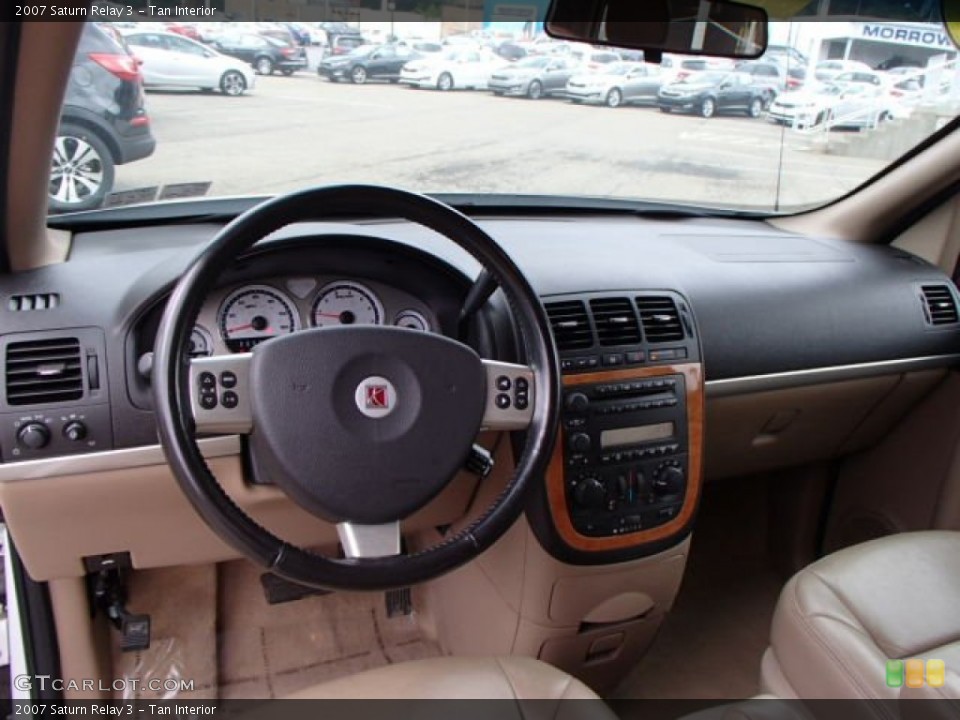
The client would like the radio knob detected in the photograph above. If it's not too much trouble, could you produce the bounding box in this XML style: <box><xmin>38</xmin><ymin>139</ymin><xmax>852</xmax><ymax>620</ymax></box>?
<box><xmin>653</xmin><ymin>465</ymin><xmax>685</xmax><ymax>496</ymax></box>
<box><xmin>564</xmin><ymin>392</ymin><xmax>589</xmax><ymax>413</ymax></box>
<box><xmin>569</xmin><ymin>432</ymin><xmax>591</xmax><ymax>453</ymax></box>
<box><xmin>18</xmin><ymin>422</ymin><xmax>51</xmax><ymax>450</ymax></box>
<box><xmin>573</xmin><ymin>477</ymin><xmax>606</xmax><ymax>509</ymax></box>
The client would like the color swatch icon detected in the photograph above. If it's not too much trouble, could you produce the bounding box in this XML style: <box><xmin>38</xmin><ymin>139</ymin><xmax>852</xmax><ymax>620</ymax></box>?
<box><xmin>886</xmin><ymin>659</ymin><xmax>946</xmax><ymax>688</ymax></box>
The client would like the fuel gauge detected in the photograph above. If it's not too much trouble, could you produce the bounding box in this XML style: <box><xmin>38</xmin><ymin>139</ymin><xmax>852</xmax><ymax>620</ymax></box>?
<box><xmin>188</xmin><ymin>326</ymin><xmax>214</xmax><ymax>357</ymax></box>
<box><xmin>394</xmin><ymin>310</ymin><xmax>430</xmax><ymax>332</ymax></box>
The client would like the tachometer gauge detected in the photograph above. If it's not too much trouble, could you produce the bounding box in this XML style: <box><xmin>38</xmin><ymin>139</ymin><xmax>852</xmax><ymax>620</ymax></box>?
<box><xmin>218</xmin><ymin>284</ymin><xmax>301</xmax><ymax>353</ymax></box>
<box><xmin>311</xmin><ymin>282</ymin><xmax>383</xmax><ymax>328</ymax></box>
<box><xmin>394</xmin><ymin>310</ymin><xmax>430</xmax><ymax>332</ymax></box>
<box><xmin>187</xmin><ymin>325</ymin><xmax>214</xmax><ymax>357</ymax></box>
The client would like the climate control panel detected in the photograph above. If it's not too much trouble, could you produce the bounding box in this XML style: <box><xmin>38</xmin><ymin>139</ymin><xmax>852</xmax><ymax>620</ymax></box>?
<box><xmin>561</xmin><ymin>375</ymin><xmax>689</xmax><ymax>538</ymax></box>
<box><xmin>0</xmin><ymin>404</ymin><xmax>112</xmax><ymax>461</ymax></box>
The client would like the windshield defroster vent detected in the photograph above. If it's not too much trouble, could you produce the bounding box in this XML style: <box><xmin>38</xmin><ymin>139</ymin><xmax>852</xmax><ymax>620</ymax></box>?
<box><xmin>590</xmin><ymin>297</ymin><xmax>641</xmax><ymax>346</ymax></box>
<box><xmin>920</xmin><ymin>285</ymin><xmax>959</xmax><ymax>326</ymax></box>
<box><xmin>545</xmin><ymin>300</ymin><xmax>593</xmax><ymax>351</ymax></box>
<box><xmin>636</xmin><ymin>296</ymin><xmax>685</xmax><ymax>342</ymax></box>
<box><xmin>5</xmin><ymin>337</ymin><xmax>84</xmax><ymax>406</ymax></box>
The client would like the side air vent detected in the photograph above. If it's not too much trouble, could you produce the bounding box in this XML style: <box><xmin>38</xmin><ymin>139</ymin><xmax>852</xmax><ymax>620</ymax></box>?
<box><xmin>636</xmin><ymin>296</ymin><xmax>685</xmax><ymax>342</ymax></box>
<box><xmin>545</xmin><ymin>300</ymin><xmax>593</xmax><ymax>351</ymax></box>
<box><xmin>921</xmin><ymin>285</ymin><xmax>959</xmax><ymax>326</ymax></box>
<box><xmin>590</xmin><ymin>297</ymin><xmax>641</xmax><ymax>346</ymax></box>
<box><xmin>5</xmin><ymin>337</ymin><xmax>83</xmax><ymax>406</ymax></box>
<box><xmin>7</xmin><ymin>293</ymin><xmax>60</xmax><ymax>312</ymax></box>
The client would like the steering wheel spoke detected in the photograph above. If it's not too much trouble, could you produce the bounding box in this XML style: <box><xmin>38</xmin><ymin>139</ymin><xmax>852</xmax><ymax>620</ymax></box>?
<box><xmin>480</xmin><ymin>360</ymin><xmax>535</xmax><ymax>431</ymax></box>
<box><xmin>337</xmin><ymin>521</ymin><xmax>401</xmax><ymax>558</ymax></box>
<box><xmin>189</xmin><ymin>353</ymin><xmax>253</xmax><ymax>434</ymax></box>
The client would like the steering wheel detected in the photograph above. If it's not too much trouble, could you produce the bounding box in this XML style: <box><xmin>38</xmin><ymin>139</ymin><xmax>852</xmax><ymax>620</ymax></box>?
<box><xmin>153</xmin><ymin>185</ymin><xmax>560</xmax><ymax>591</ymax></box>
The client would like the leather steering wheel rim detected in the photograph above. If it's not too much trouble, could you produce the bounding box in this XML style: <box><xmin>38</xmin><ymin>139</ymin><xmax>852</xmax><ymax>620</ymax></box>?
<box><xmin>153</xmin><ymin>185</ymin><xmax>560</xmax><ymax>591</ymax></box>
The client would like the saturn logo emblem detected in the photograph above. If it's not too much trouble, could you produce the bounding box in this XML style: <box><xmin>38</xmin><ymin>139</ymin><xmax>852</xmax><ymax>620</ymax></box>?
<box><xmin>355</xmin><ymin>376</ymin><xmax>397</xmax><ymax>418</ymax></box>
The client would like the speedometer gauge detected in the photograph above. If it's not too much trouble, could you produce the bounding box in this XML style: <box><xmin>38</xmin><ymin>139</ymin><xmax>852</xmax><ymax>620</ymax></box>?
<box><xmin>311</xmin><ymin>282</ymin><xmax>383</xmax><ymax>328</ymax></box>
<box><xmin>218</xmin><ymin>284</ymin><xmax>301</xmax><ymax>353</ymax></box>
<box><xmin>394</xmin><ymin>310</ymin><xmax>430</xmax><ymax>332</ymax></box>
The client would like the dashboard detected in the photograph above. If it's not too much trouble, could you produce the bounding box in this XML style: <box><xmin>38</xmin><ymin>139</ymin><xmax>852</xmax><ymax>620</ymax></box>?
<box><xmin>2</xmin><ymin>213</ymin><xmax>960</xmax><ymax>570</ymax></box>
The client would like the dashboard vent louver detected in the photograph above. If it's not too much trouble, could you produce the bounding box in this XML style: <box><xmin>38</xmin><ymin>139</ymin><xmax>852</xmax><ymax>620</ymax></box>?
<box><xmin>545</xmin><ymin>300</ymin><xmax>593</xmax><ymax>351</ymax></box>
<box><xmin>5</xmin><ymin>337</ymin><xmax>83</xmax><ymax>406</ymax></box>
<box><xmin>7</xmin><ymin>293</ymin><xmax>60</xmax><ymax>312</ymax></box>
<box><xmin>636</xmin><ymin>296</ymin><xmax>685</xmax><ymax>342</ymax></box>
<box><xmin>590</xmin><ymin>297</ymin><xmax>641</xmax><ymax>346</ymax></box>
<box><xmin>921</xmin><ymin>285</ymin><xmax>959</xmax><ymax>326</ymax></box>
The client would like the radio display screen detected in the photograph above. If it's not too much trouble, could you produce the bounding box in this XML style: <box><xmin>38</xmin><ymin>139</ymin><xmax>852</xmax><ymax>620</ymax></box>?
<box><xmin>601</xmin><ymin>423</ymin><xmax>675</xmax><ymax>449</ymax></box>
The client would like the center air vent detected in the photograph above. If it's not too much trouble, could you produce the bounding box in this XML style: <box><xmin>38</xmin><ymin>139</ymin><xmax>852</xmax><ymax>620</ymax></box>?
<box><xmin>636</xmin><ymin>296</ymin><xmax>685</xmax><ymax>342</ymax></box>
<box><xmin>921</xmin><ymin>285</ymin><xmax>959</xmax><ymax>326</ymax></box>
<box><xmin>5</xmin><ymin>337</ymin><xmax>83</xmax><ymax>406</ymax></box>
<box><xmin>545</xmin><ymin>300</ymin><xmax>593</xmax><ymax>351</ymax></box>
<box><xmin>590</xmin><ymin>297</ymin><xmax>641</xmax><ymax>346</ymax></box>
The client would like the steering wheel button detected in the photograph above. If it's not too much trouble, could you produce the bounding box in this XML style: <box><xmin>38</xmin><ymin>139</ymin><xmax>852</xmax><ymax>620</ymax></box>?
<box><xmin>496</xmin><ymin>375</ymin><xmax>512</xmax><ymax>391</ymax></box>
<box><xmin>198</xmin><ymin>372</ymin><xmax>216</xmax><ymax>389</ymax></box>
<box><xmin>495</xmin><ymin>393</ymin><xmax>512</xmax><ymax>409</ymax></box>
<box><xmin>221</xmin><ymin>391</ymin><xmax>239</xmax><ymax>409</ymax></box>
<box><xmin>220</xmin><ymin>371</ymin><xmax>238</xmax><ymax>389</ymax></box>
<box><xmin>199</xmin><ymin>394</ymin><xmax>218</xmax><ymax>410</ymax></box>
<box><xmin>515</xmin><ymin>393</ymin><xmax>529</xmax><ymax>410</ymax></box>
<box><xmin>515</xmin><ymin>377</ymin><xmax>529</xmax><ymax>392</ymax></box>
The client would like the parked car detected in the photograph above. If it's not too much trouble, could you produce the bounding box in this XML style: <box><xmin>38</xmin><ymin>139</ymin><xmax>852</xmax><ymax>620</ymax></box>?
<box><xmin>814</xmin><ymin>60</ymin><xmax>874</xmax><ymax>82</ymax></box>
<box><xmin>831</xmin><ymin>70</ymin><xmax>885</xmax><ymax>88</ymax></box>
<box><xmin>165</xmin><ymin>23</ymin><xmax>202</xmax><ymax>43</ymax></box>
<box><xmin>658</xmin><ymin>71</ymin><xmax>770</xmax><ymax>118</ymax></box>
<box><xmin>211</xmin><ymin>32</ymin><xmax>307</xmax><ymax>76</ymax></box>
<box><xmin>123</xmin><ymin>30</ymin><xmax>255</xmax><ymax>96</ymax></box>
<box><xmin>53</xmin><ymin>22</ymin><xmax>155</xmax><ymax>212</ymax></box>
<box><xmin>400</xmin><ymin>49</ymin><xmax>503</xmax><ymax>91</ymax></box>
<box><xmin>319</xmin><ymin>44</ymin><xmax>417</xmax><ymax>84</ymax></box>
<box><xmin>488</xmin><ymin>55</ymin><xmax>579</xmax><ymax>99</ymax></box>
<box><xmin>325</xmin><ymin>32</ymin><xmax>367</xmax><ymax>58</ymax></box>
<box><xmin>567</xmin><ymin>45</ymin><xmax>622</xmax><ymax>71</ymax></box>
<box><xmin>661</xmin><ymin>54</ymin><xmax>734</xmax><ymax>82</ymax></box>
<box><xmin>494</xmin><ymin>42</ymin><xmax>528</xmax><ymax>62</ymax></box>
<box><xmin>736</xmin><ymin>60</ymin><xmax>786</xmax><ymax>94</ymax></box>
<box><xmin>566</xmin><ymin>62</ymin><xmax>663</xmax><ymax>107</ymax></box>
<box><xmin>768</xmin><ymin>82</ymin><xmax>892</xmax><ymax>129</ymax></box>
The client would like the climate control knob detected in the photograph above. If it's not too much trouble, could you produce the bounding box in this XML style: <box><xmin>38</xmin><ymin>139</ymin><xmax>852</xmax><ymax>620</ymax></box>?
<box><xmin>18</xmin><ymin>422</ymin><xmax>51</xmax><ymax>450</ymax></box>
<box><xmin>564</xmin><ymin>392</ymin><xmax>589</xmax><ymax>413</ymax></box>
<box><xmin>63</xmin><ymin>421</ymin><xmax>88</xmax><ymax>442</ymax></box>
<box><xmin>568</xmin><ymin>432</ymin><xmax>591</xmax><ymax>453</ymax></box>
<box><xmin>573</xmin><ymin>477</ymin><xmax>606</xmax><ymax>509</ymax></box>
<box><xmin>653</xmin><ymin>465</ymin><xmax>685</xmax><ymax>496</ymax></box>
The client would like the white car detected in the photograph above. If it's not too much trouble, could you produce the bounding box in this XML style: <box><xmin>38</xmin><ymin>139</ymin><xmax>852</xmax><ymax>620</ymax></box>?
<box><xmin>400</xmin><ymin>49</ymin><xmax>503</xmax><ymax>91</ymax></box>
<box><xmin>814</xmin><ymin>60</ymin><xmax>874</xmax><ymax>82</ymax></box>
<box><xmin>123</xmin><ymin>30</ymin><xmax>256</xmax><ymax>96</ymax></box>
<box><xmin>768</xmin><ymin>82</ymin><xmax>892</xmax><ymax>130</ymax></box>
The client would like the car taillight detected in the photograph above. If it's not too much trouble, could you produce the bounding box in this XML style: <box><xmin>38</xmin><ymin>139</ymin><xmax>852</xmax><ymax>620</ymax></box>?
<box><xmin>281</xmin><ymin>47</ymin><xmax>296</xmax><ymax>57</ymax></box>
<box><xmin>130</xmin><ymin>115</ymin><xmax>149</xmax><ymax>127</ymax></box>
<box><xmin>89</xmin><ymin>53</ymin><xmax>141</xmax><ymax>81</ymax></box>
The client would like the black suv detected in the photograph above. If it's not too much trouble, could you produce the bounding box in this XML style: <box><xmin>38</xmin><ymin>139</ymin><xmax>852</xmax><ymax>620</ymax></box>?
<box><xmin>53</xmin><ymin>23</ymin><xmax>156</xmax><ymax>213</ymax></box>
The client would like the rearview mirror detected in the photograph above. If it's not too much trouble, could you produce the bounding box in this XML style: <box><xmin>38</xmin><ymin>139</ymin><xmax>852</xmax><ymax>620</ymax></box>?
<box><xmin>545</xmin><ymin>0</ymin><xmax>768</xmax><ymax>60</ymax></box>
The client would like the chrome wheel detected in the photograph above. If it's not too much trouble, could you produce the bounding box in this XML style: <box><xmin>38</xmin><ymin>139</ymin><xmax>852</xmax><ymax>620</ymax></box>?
<box><xmin>606</xmin><ymin>88</ymin><xmax>622</xmax><ymax>108</ymax></box>
<box><xmin>351</xmin><ymin>66</ymin><xmax>367</xmax><ymax>84</ymax></box>
<box><xmin>256</xmin><ymin>57</ymin><xmax>274</xmax><ymax>75</ymax></box>
<box><xmin>221</xmin><ymin>71</ymin><xmax>246</xmax><ymax>96</ymax></box>
<box><xmin>528</xmin><ymin>80</ymin><xmax>543</xmax><ymax>100</ymax></box>
<box><xmin>49</xmin><ymin>127</ymin><xmax>113</xmax><ymax>212</ymax></box>
<box><xmin>700</xmin><ymin>98</ymin><xmax>716</xmax><ymax>118</ymax></box>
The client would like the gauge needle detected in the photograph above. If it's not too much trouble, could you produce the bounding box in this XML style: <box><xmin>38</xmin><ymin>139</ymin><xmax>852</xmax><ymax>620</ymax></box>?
<box><xmin>228</xmin><ymin>323</ymin><xmax>272</xmax><ymax>334</ymax></box>
<box><xmin>315</xmin><ymin>312</ymin><xmax>342</xmax><ymax>319</ymax></box>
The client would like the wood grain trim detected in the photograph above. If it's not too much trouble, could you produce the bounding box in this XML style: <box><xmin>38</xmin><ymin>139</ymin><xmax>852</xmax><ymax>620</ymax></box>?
<box><xmin>546</xmin><ymin>362</ymin><xmax>704</xmax><ymax>552</ymax></box>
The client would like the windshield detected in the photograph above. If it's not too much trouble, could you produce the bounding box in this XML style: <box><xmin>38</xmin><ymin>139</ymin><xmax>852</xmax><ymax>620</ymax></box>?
<box><xmin>52</xmin><ymin>19</ymin><xmax>960</xmax><ymax>215</ymax></box>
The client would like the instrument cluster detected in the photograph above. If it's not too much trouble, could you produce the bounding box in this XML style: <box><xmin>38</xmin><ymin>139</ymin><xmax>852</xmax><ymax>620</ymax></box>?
<box><xmin>189</xmin><ymin>276</ymin><xmax>436</xmax><ymax>357</ymax></box>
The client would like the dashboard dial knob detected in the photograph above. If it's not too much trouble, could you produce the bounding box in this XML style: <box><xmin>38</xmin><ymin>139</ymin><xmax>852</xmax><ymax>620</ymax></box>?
<box><xmin>573</xmin><ymin>477</ymin><xmax>606</xmax><ymax>509</ymax></box>
<box><xmin>63</xmin><ymin>421</ymin><xmax>88</xmax><ymax>442</ymax></box>
<box><xmin>18</xmin><ymin>422</ymin><xmax>51</xmax><ymax>450</ymax></box>
<box><xmin>564</xmin><ymin>392</ymin><xmax>589</xmax><ymax>413</ymax></box>
<box><xmin>654</xmin><ymin>465</ymin><xmax>685</xmax><ymax>496</ymax></box>
<box><xmin>568</xmin><ymin>432</ymin><xmax>591</xmax><ymax>453</ymax></box>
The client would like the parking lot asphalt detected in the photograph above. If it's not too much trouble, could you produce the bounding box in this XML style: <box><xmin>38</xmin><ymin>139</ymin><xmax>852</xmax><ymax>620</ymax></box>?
<box><xmin>118</xmin><ymin>66</ymin><xmax>886</xmax><ymax>212</ymax></box>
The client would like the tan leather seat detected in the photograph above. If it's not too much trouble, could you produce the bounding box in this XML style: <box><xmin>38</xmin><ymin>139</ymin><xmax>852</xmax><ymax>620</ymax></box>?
<box><xmin>286</xmin><ymin>656</ymin><xmax>613</xmax><ymax>705</ymax></box>
<box><xmin>762</xmin><ymin>531</ymin><xmax>960</xmax><ymax>699</ymax></box>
